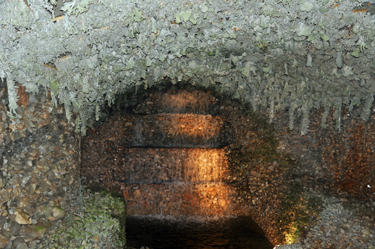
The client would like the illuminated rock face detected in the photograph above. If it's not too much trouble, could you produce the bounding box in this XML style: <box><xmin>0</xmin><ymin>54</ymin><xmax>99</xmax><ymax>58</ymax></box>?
<box><xmin>82</xmin><ymin>89</ymin><xmax>248</xmax><ymax>216</ymax></box>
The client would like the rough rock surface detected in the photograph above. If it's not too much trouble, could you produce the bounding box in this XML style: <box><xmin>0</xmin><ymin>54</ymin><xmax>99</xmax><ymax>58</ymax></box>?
<box><xmin>82</xmin><ymin>87</ymin><xmax>375</xmax><ymax>247</ymax></box>
<box><xmin>0</xmin><ymin>82</ymin><xmax>80</xmax><ymax>248</ymax></box>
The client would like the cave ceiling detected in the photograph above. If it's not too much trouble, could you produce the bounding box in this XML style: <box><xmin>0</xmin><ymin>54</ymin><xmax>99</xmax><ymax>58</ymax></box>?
<box><xmin>1</xmin><ymin>0</ymin><xmax>375</xmax><ymax>135</ymax></box>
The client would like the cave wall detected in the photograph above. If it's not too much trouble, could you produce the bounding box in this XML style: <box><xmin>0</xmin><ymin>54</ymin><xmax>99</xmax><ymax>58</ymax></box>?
<box><xmin>0</xmin><ymin>80</ymin><xmax>80</xmax><ymax>248</ymax></box>
<box><xmin>0</xmin><ymin>0</ymin><xmax>375</xmax><ymax>247</ymax></box>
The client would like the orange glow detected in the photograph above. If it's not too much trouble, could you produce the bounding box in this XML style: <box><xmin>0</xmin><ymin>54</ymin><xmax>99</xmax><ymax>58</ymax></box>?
<box><xmin>123</xmin><ymin>148</ymin><xmax>234</xmax><ymax>216</ymax></box>
<box><xmin>183</xmin><ymin>149</ymin><xmax>227</xmax><ymax>182</ymax></box>
<box><xmin>162</xmin><ymin>114</ymin><xmax>222</xmax><ymax>141</ymax></box>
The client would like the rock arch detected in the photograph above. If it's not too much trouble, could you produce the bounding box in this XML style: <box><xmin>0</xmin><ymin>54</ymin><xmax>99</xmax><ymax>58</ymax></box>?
<box><xmin>81</xmin><ymin>83</ymin><xmax>294</xmax><ymax>245</ymax></box>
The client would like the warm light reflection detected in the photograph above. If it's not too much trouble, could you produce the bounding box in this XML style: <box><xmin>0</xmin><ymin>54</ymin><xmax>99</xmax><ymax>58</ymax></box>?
<box><xmin>123</xmin><ymin>148</ymin><xmax>235</xmax><ymax>216</ymax></box>
<box><xmin>183</xmin><ymin>148</ymin><xmax>227</xmax><ymax>182</ymax></box>
<box><xmin>161</xmin><ymin>114</ymin><xmax>222</xmax><ymax>140</ymax></box>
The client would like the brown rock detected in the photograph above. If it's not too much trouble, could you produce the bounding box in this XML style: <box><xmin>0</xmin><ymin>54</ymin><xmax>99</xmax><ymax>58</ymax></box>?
<box><xmin>0</xmin><ymin>189</ymin><xmax>10</xmax><ymax>206</ymax></box>
<box><xmin>218</xmin><ymin>199</ymin><xmax>227</xmax><ymax>207</ymax></box>
<box><xmin>17</xmin><ymin>86</ymin><xmax>28</xmax><ymax>107</ymax></box>
<box><xmin>183</xmin><ymin>192</ymin><xmax>193</xmax><ymax>201</ymax></box>
<box><xmin>125</xmin><ymin>122</ymin><xmax>133</xmax><ymax>127</ymax></box>
<box><xmin>123</xmin><ymin>190</ymin><xmax>130</xmax><ymax>199</ymax></box>
<box><xmin>0</xmin><ymin>234</ymin><xmax>8</xmax><ymax>249</ymax></box>
<box><xmin>133</xmin><ymin>189</ymin><xmax>142</xmax><ymax>198</ymax></box>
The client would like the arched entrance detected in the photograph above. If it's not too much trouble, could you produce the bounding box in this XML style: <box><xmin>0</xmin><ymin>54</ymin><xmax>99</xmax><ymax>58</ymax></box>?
<box><xmin>81</xmin><ymin>81</ymin><xmax>293</xmax><ymax>246</ymax></box>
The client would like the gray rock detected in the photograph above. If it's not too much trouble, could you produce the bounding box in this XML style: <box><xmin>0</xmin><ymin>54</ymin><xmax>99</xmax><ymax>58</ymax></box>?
<box><xmin>15</xmin><ymin>243</ymin><xmax>28</xmax><ymax>249</ymax></box>
<box><xmin>11</xmin><ymin>237</ymin><xmax>25</xmax><ymax>249</ymax></box>
<box><xmin>3</xmin><ymin>242</ymin><xmax>11</xmax><ymax>249</ymax></box>
<box><xmin>9</xmin><ymin>221</ymin><xmax>21</xmax><ymax>236</ymax></box>
<box><xmin>0</xmin><ymin>216</ymin><xmax>5</xmax><ymax>227</ymax></box>
<box><xmin>18</xmin><ymin>226</ymin><xmax>33</xmax><ymax>237</ymax></box>
<box><xmin>0</xmin><ymin>189</ymin><xmax>11</xmax><ymax>206</ymax></box>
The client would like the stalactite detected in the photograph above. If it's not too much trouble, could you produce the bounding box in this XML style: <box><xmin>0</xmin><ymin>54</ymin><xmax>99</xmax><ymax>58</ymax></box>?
<box><xmin>269</xmin><ymin>95</ymin><xmax>275</xmax><ymax>124</ymax></box>
<box><xmin>288</xmin><ymin>102</ymin><xmax>297</xmax><ymax>130</ymax></box>
<box><xmin>300</xmin><ymin>103</ymin><xmax>310</xmax><ymax>135</ymax></box>
<box><xmin>360</xmin><ymin>94</ymin><xmax>374</xmax><ymax>122</ymax></box>
<box><xmin>6</xmin><ymin>78</ymin><xmax>19</xmax><ymax>118</ymax></box>
<box><xmin>321</xmin><ymin>98</ymin><xmax>330</xmax><ymax>129</ymax></box>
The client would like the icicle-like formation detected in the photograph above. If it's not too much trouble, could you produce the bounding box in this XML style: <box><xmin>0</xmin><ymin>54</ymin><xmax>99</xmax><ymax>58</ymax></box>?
<box><xmin>300</xmin><ymin>104</ymin><xmax>310</xmax><ymax>135</ymax></box>
<box><xmin>95</xmin><ymin>105</ymin><xmax>100</xmax><ymax>121</ymax></box>
<box><xmin>75</xmin><ymin>116</ymin><xmax>81</xmax><ymax>134</ymax></box>
<box><xmin>251</xmin><ymin>89</ymin><xmax>259</xmax><ymax>112</ymax></box>
<box><xmin>360</xmin><ymin>94</ymin><xmax>374</xmax><ymax>122</ymax></box>
<box><xmin>333</xmin><ymin>98</ymin><xmax>342</xmax><ymax>133</ymax></box>
<box><xmin>321</xmin><ymin>98</ymin><xmax>330</xmax><ymax>129</ymax></box>
<box><xmin>6</xmin><ymin>78</ymin><xmax>19</xmax><ymax>118</ymax></box>
<box><xmin>288</xmin><ymin>102</ymin><xmax>297</xmax><ymax>130</ymax></box>
<box><xmin>269</xmin><ymin>95</ymin><xmax>275</xmax><ymax>124</ymax></box>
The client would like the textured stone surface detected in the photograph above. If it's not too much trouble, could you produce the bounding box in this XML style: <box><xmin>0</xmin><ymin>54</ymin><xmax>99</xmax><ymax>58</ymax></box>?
<box><xmin>0</xmin><ymin>86</ymin><xmax>80</xmax><ymax>247</ymax></box>
<box><xmin>1</xmin><ymin>0</ymin><xmax>375</xmax><ymax>136</ymax></box>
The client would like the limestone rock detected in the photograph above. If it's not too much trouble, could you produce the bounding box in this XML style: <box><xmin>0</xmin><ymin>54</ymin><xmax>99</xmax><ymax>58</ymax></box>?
<box><xmin>48</xmin><ymin>206</ymin><xmax>65</xmax><ymax>221</ymax></box>
<box><xmin>14</xmin><ymin>209</ymin><xmax>30</xmax><ymax>225</ymax></box>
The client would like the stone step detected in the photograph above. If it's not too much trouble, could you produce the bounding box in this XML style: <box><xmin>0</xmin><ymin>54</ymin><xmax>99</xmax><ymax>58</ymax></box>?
<box><xmin>81</xmin><ymin>148</ymin><xmax>229</xmax><ymax>185</ymax></box>
<box><xmin>123</xmin><ymin>114</ymin><xmax>225</xmax><ymax>147</ymax></box>
<box><xmin>85</xmin><ymin>113</ymin><xmax>227</xmax><ymax>148</ymax></box>
<box><xmin>133</xmin><ymin>89</ymin><xmax>217</xmax><ymax>114</ymax></box>
<box><xmin>123</xmin><ymin>182</ymin><xmax>249</xmax><ymax>216</ymax></box>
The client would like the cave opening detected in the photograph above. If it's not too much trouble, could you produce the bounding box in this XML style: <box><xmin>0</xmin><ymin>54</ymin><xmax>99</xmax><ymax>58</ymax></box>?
<box><xmin>80</xmin><ymin>80</ymin><xmax>289</xmax><ymax>247</ymax></box>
